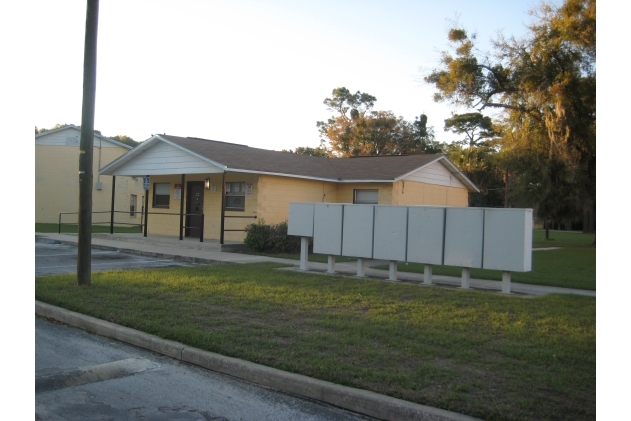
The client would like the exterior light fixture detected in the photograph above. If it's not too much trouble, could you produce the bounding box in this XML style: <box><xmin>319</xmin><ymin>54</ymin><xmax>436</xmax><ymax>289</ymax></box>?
<box><xmin>205</xmin><ymin>178</ymin><xmax>211</xmax><ymax>190</ymax></box>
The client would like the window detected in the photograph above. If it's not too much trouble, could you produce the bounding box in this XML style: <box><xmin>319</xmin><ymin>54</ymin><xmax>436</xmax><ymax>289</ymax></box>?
<box><xmin>354</xmin><ymin>189</ymin><xmax>378</xmax><ymax>204</ymax></box>
<box><xmin>225</xmin><ymin>182</ymin><xmax>245</xmax><ymax>210</ymax></box>
<box><xmin>130</xmin><ymin>194</ymin><xmax>137</xmax><ymax>217</ymax></box>
<box><xmin>153</xmin><ymin>183</ymin><xmax>170</xmax><ymax>208</ymax></box>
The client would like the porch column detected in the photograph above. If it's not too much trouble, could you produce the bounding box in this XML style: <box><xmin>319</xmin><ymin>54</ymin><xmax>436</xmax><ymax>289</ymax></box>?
<box><xmin>110</xmin><ymin>175</ymin><xmax>116</xmax><ymax>234</ymax></box>
<box><xmin>179</xmin><ymin>174</ymin><xmax>185</xmax><ymax>240</ymax></box>
<box><xmin>220</xmin><ymin>171</ymin><xmax>226</xmax><ymax>245</ymax></box>
<box><xmin>143</xmin><ymin>187</ymin><xmax>149</xmax><ymax>237</ymax></box>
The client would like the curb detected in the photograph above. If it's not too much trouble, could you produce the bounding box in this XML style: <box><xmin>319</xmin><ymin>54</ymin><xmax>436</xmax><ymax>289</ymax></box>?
<box><xmin>36</xmin><ymin>301</ymin><xmax>482</xmax><ymax>421</ymax></box>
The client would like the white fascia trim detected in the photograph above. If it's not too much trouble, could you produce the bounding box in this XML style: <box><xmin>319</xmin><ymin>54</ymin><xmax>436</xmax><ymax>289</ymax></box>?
<box><xmin>35</xmin><ymin>124</ymin><xmax>133</xmax><ymax>149</ymax></box>
<box><xmin>99</xmin><ymin>135</ymin><xmax>162</xmax><ymax>174</ymax></box>
<box><xmin>393</xmin><ymin>155</ymin><xmax>444</xmax><ymax>181</ymax></box>
<box><xmin>337</xmin><ymin>179</ymin><xmax>394</xmax><ymax>183</ymax></box>
<box><xmin>35</xmin><ymin>124</ymin><xmax>81</xmax><ymax>138</ymax></box>
<box><xmin>154</xmin><ymin>135</ymin><xmax>228</xmax><ymax>170</ymax></box>
<box><xmin>226</xmin><ymin>168</ymin><xmax>397</xmax><ymax>183</ymax></box>
<box><xmin>437</xmin><ymin>158</ymin><xmax>480</xmax><ymax>193</ymax></box>
<box><xmin>226</xmin><ymin>168</ymin><xmax>340</xmax><ymax>182</ymax></box>
<box><xmin>393</xmin><ymin>155</ymin><xmax>479</xmax><ymax>193</ymax></box>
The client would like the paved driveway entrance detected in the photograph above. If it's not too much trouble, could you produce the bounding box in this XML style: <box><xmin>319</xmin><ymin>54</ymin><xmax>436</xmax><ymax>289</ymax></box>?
<box><xmin>35</xmin><ymin>236</ymin><xmax>196</xmax><ymax>276</ymax></box>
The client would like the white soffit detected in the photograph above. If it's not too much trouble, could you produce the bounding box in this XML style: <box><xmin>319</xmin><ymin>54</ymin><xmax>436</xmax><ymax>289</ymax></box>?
<box><xmin>105</xmin><ymin>138</ymin><xmax>224</xmax><ymax>176</ymax></box>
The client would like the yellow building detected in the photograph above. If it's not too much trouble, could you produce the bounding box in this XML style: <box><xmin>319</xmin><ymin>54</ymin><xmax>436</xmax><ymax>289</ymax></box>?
<box><xmin>35</xmin><ymin>125</ymin><xmax>145</xmax><ymax>228</ymax></box>
<box><xmin>100</xmin><ymin>134</ymin><xmax>478</xmax><ymax>243</ymax></box>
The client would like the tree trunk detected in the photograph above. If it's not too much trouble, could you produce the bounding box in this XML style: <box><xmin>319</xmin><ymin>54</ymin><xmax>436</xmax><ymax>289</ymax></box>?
<box><xmin>545</xmin><ymin>220</ymin><xmax>550</xmax><ymax>240</ymax></box>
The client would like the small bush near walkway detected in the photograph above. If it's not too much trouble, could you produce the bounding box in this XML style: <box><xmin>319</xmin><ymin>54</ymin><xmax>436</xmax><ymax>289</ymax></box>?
<box><xmin>244</xmin><ymin>220</ymin><xmax>302</xmax><ymax>253</ymax></box>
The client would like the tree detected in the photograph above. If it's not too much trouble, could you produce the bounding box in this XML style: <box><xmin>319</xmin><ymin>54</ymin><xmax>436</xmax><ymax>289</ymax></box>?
<box><xmin>317</xmin><ymin>87</ymin><xmax>439</xmax><ymax>156</ymax></box>
<box><xmin>36</xmin><ymin>123</ymin><xmax>70</xmax><ymax>134</ymax></box>
<box><xmin>444</xmin><ymin>113</ymin><xmax>499</xmax><ymax>147</ymax></box>
<box><xmin>442</xmin><ymin>113</ymin><xmax>503</xmax><ymax>206</ymax></box>
<box><xmin>425</xmin><ymin>0</ymin><xmax>595</xmax><ymax>235</ymax></box>
<box><xmin>282</xmin><ymin>146</ymin><xmax>329</xmax><ymax>157</ymax></box>
<box><xmin>110</xmin><ymin>134</ymin><xmax>139</xmax><ymax>148</ymax></box>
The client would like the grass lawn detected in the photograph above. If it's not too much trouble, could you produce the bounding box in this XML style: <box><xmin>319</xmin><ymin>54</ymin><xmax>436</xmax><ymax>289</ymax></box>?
<box><xmin>376</xmin><ymin>230</ymin><xmax>596</xmax><ymax>291</ymax></box>
<box><xmin>36</xmin><ymin>223</ymin><xmax>143</xmax><ymax>234</ymax></box>
<box><xmin>36</xmin><ymin>263</ymin><xmax>595</xmax><ymax>421</ymax></box>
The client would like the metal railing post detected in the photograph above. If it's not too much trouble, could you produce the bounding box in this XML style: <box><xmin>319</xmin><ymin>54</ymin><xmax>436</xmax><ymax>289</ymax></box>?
<box><xmin>58</xmin><ymin>213</ymin><xmax>62</xmax><ymax>234</ymax></box>
<box><xmin>200</xmin><ymin>214</ymin><xmax>204</xmax><ymax>242</ymax></box>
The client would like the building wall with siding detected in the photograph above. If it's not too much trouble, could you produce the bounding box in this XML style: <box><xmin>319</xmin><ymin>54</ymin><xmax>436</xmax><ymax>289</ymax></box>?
<box><xmin>256</xmin><ymin>175</ymin><xmax>337</xmax><ymax>226</ymax></box>
<box><xmin>144</xmin><ymin>173</ymin><xmax>260</xmax><ymax>242</ymax></box>
<box><xmin>391</xmin><ymin>180</ymin><xmax>468</xmax><ymax>206</ymax></box>
<box><xmin>35</xmin><ymin>135</ymin><xmax>144</xmax><ymax>225</ymax></box>
<box><xmin>335</xmin><ymin>183</ymin><xmax>394</xmax><ymax>205</ymax></box>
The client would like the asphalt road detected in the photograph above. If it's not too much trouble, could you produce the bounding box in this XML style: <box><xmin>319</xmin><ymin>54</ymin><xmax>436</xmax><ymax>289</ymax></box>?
<box><xmin>35</xmin><ymin>317</ymin><xmax>375</xmax><ymax>421</ymax></box>
<box><xmin>35</xmin><ymin>236</ymin><xmax>196</xmax><ymax>276</ymax></box>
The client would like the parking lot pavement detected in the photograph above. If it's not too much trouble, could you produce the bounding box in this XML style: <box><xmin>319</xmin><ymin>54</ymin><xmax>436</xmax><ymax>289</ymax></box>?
<box><xmin>36</xmin><ymin>318</ymin><xmax>375</xmax><ymax>421</ymax></box>
<box><xmin>35</xmin><ymin>236</ymin><xmax>197</xmax><ymax>276</ymax></box>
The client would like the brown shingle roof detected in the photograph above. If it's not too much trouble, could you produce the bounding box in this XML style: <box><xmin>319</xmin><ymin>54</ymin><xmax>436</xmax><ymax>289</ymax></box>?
<box><xmin>162</xmin><ymin>135</ymin><xmax>444</xmax><ymax>181</ymax></box>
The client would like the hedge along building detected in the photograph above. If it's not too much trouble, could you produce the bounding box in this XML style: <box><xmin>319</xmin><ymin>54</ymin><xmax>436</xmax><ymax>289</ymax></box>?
<box><xmin>35</xmin><ymin>125</ymin><xmax>146</xmax><ymax>227</ymax></box>
<box><xmin>99</xmin><ymin>134</ymin><xmax>479</xmax><ymax>243</ymax></box>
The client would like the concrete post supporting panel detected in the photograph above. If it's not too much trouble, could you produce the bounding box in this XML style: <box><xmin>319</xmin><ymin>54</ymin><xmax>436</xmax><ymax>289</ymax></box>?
<box><xmin>327</xmin><ymin>256</ymin><xmax>335</xmax><ymax>274</ymax></box>
<box><xmin>424</xmin><ymin>264</ymin><xmax>433</xmax><ymax>285</ymax></box>
<box><xmin>388</xmin><ymin>261</ymin><xmax>398</xmax><ymax>281</ymax></box>
<box><xmin>356</xmin><ymin>258</ymin><xmax>366</xmax><ymax>277</ymax></box>
<box><xmin>299</xmin><ymin>237</ymin><xmax>309</xmax><ymax>271</ymax></box>
<box><xmin>502</xmin><ymin>271</ymin><xmax>511</xmax><ymax>294</ymax></box>
<box><xmin>461</xmin><ymin>268</ymin><xmax>470</xmax><ymax>289</ymax></box>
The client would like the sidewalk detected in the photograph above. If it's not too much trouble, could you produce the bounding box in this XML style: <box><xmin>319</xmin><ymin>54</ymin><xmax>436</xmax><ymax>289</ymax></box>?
<box><xmin>36</xmin><ymin>232</ymin><xmax>595</xmax><ymax>298</ymax></box>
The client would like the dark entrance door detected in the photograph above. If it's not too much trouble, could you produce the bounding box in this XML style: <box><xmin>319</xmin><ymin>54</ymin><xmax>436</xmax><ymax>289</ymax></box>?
<box><xmin>186</xmin><ymin>182</ymin><xmax>204</xmax><ymax>237</ymax></box>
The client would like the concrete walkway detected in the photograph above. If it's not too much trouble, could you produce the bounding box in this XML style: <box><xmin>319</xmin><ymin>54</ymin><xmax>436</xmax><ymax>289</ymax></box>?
<box><xmin>36</xmin><ymin>232</ymin><xmax>595</xmax><ymax>298</ymax></box>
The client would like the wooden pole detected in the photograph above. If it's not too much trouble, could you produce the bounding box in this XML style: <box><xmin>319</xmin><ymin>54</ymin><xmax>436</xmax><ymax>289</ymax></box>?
<box><xmin>77</xmin><ymin>0</ymin><xmax>99</xmax><ymax>286</ymax></box>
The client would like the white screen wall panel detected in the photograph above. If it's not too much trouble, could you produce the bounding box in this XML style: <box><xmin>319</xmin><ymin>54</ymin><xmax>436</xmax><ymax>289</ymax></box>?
<box><xmin>342</xmin><ymin>205</ymin><xmax>374</xmax><ymax>258</ymax></box>
<box><xmin>443</xmin><ymin>208</ymin><xmax>484</xmax><ymax>268</ymax></box>
<box><xmin>373</xmin><ymin>206</ymin><xmax>408</xmax><ymax>261</ymax></box>
<box><xmin>313</xmin><ymin>204</ymin><xmax>344</xmax><ymax>255</ymax></box>
<box><xmin>406</xmin><ymin>206</ymin><xmax>445</xmax><ymax>265</ymax></box>
<box><xmin>287</xmin><ymin>203</ymin><xmax>315</xmax><ymax>237</ymax></box>
<box><xmin>483</xmin><ymin>209</ymin><xmax>533</xmax><ymax>272</ymax></box>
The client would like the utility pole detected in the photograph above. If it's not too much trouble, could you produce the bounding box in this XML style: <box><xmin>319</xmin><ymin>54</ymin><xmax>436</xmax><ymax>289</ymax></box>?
<box><xmin>77</xmin><ymin>0</ymin><xmax>99</xmax><ymax>286</ymax></box>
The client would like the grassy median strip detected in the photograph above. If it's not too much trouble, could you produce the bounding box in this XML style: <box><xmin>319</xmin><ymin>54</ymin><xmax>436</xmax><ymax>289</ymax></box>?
<box><xmin>36</xmin><ymin>262</ymin><xmax>595</xmax><ymax>421</ymax></box>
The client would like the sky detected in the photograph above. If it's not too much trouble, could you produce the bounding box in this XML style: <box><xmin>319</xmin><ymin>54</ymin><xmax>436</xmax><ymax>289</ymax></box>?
<box><xmin>32</xmin><ymin>0</ymin><xmax>563</xmax><ymax>150</ymax></box>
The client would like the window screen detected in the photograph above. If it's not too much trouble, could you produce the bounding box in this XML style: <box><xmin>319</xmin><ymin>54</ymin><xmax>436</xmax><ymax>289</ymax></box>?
<box><xmin>153</xmin><ymin>183</ymin><xmax>170</xmax><ymax>207</ymax></box>
<box><xmin>354</xmin><ymin>189</ymin><xmax>378</xmax><ymax>204</ymax></box>
<box><xmin>225</xmin><ymin>182</ymin><xmax>245</xmax><ymax>210</ymax></box>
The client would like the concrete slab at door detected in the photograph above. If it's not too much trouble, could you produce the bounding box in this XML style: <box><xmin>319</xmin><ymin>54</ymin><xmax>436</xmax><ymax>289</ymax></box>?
<box><xmin>342</xmin><ymin>205</ymin><xmax>374</xmax><ymax>259</ymax></box>
<box><xmin>313</xmin><ymin>204</ymin><xmax>343</xmax><ymax>255</ymax></box>
<box><xmin>373</xmin><ymin>206</ymin><xmax>407</xmax><ymax>261</ymax></box>
<box><xmin>288</xmin><ymin>203</ymin><xmax>315</xmax><ymax>237</ymax></box>
<box><xmin>483</xmin><ymin>208</ymin><xmax>533</xmax><ymax>272</ymax></box>
<box><xmin>406</xmin><ymin>206</ymin><xmax>445</xmax><ymax>265</ymax></box>
<box><xmin>443</xmin><ymin>207</ymin><xmax>484</xmax><ymax>268</ymax></box>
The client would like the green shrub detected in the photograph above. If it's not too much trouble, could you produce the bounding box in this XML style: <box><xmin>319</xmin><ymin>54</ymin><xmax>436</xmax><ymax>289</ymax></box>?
<box><xmin>244</xmin><ymin>219</ymin><xmax>302</xmax><ymax>253</ymax></box>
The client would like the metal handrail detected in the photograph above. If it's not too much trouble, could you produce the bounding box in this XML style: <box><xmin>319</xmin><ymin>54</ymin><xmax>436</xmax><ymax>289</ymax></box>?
<box><xmin>222</xmin><ymin>214</ymin><xmax>256</xmax><ymax>232</ymax></box>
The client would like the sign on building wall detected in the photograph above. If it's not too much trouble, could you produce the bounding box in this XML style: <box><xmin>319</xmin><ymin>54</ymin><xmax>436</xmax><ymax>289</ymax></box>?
<box><xmin>174</xmin><ymin>184</ymin><xmax>182</xmax><ymax>200</ymax></box>
<box><xmin>143</xmin><ymin>176</ymin><xmax>150</xmax><ymax>190</ymax></box>
<box><xmin>246</xmin><ymin>183</ymin><xmax>253</xmax><ymax>195</ymax></box>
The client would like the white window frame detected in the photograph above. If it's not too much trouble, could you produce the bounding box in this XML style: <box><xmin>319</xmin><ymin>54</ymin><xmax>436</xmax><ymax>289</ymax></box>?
<box><xmin>153</xmin><ymin>183</ymin><xmax>170</xmax><ymax>208</ymax></box>
<box><xmin>225</xmin><ymin>182</ymin><xmax>246</xmax><ymax>211</ymax></box>
<box><xmin>353</xmin><ymin>189</ymin><xmax>378</xmax><ymax>204</ymax></box>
